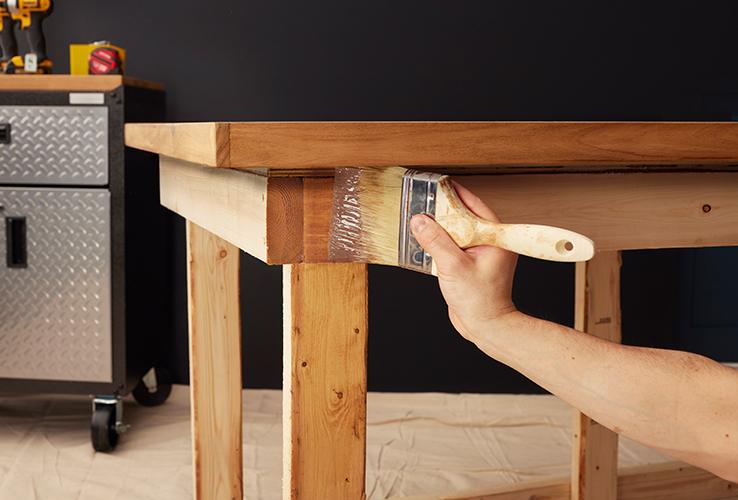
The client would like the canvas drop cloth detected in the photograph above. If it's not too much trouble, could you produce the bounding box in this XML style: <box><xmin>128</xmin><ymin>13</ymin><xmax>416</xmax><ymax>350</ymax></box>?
<box><xmin>0</xmin><ymin>385</ymin><xmax>673</xmax><ymax>499</ymax></box>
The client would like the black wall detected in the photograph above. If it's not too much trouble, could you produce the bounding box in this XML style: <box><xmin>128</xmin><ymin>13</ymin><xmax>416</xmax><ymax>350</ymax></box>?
<box><xmin>31</xmin><ymin>1</ymin><xmax>738</xmax><ymax>393</ymax></box>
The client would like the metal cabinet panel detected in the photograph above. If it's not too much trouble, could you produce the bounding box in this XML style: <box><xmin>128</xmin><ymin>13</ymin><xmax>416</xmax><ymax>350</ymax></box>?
<box><xmin>0</xmin><ymin>106</ymin><xmax>108</xmax><ymax>185</ymax></box>
<box><xmin>0</xmin><ymin>188</ymin><xmax>112</xmax><ymax>382</ymax></box>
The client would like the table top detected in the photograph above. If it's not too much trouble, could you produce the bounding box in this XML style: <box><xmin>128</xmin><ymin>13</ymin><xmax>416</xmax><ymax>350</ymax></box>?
<box><xmin>125</xmin><ymin>121</ymin><xmax>738</xmax><ymax>175</ymax></box>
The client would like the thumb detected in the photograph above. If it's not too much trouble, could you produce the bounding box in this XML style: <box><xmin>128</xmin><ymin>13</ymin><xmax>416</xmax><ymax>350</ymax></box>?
<box><xmin>410</xmin><ymin>214</ymin><xmax>467</xmax><ymax>271</ymax></box>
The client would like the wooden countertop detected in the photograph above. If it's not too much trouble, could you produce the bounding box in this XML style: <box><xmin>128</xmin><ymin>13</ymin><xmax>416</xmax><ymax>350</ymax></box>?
<box><xmin>125</xmin><ymin>121</ymin><xmax>738</xmax><ymax>175</ymax></box>
<box><xmin>0</xmin><ymin>75</ymin><xmax>164</xmax><ymax>92</ymax></box>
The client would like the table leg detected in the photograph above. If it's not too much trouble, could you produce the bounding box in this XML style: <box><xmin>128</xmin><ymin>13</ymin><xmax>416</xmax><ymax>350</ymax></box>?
<box><xmin>186</xmin><ymin>220</ymin><xmax>243</xmax><ymax>500</ymax></box>
<box><xmin>572</xmin><ymin>251</ymin><xmax>622</xmax><ymax>500</ymax></box>
<box><xmin>283</xmin><ymin>263</ymin><xmax>369</xmax><ymax>500</ymax></box>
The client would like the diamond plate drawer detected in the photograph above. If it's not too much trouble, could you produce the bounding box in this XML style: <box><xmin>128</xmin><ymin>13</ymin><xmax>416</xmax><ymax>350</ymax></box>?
<box><xmin>0</xmin><ymin>188</ymin><xmax>112</xmax><ymax>382</ymax></box>
<box><xmin>0</xmin><ymin>106</ymin><xmax>108</xmax><ymax>185</ymax></box>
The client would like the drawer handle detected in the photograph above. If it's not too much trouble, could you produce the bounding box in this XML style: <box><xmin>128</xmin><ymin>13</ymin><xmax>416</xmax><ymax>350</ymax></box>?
<box><xmin>6</xmin><ymin>216</ymin><xmax>27</xmax><ymax>268</ymax></box>
<box><xmin>0</xmin><ymin>123</ymin><xmax>10</xmax><ymax>144</ymax></box>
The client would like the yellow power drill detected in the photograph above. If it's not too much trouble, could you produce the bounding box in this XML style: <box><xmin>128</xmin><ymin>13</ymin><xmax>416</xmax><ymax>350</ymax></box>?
<box><xmin>0</xmin><ymin>0</ymin><xmax>53</xmax><ymax>74</ymax></box>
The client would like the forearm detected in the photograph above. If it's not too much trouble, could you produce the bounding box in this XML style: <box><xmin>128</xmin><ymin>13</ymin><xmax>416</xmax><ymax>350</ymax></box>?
<box><xmin>408</xmin><ymin>190</ymin><xmax>738</xmax><ymax>481</ymax></box>
<box><xmin>476</xmin><ymin>311</ymin><xmax>738</xmax><ymax>481</ymax></box>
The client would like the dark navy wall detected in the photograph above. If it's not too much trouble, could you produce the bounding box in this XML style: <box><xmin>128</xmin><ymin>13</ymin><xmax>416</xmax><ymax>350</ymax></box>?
<box><xmin>31</xmin><ymin>1</ymin><xmax>738</xmax><ymax>392</ymax></box>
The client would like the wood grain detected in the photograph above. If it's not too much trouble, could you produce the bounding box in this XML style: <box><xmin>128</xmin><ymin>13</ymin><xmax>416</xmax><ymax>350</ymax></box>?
<box><xmin>126</xmin><ymin>123</ymin><xmax>230</xmax><ymax>167</ymax></box>
<box><xmin>302</xmin><ymin>177</ymin><xmax>334</xmax><ymax>262</ymax></box>
<box><xmin>159</xmin><ymin>156</ymin><xmax>335</xmax><ymax>264</ymax></box>
<box><xmin>572</xmin><ymin>251</ymin><xmax>622</xmax><ymax>500</ymax></box>
<box><xmin>159</xmin><ymin>156</ymin><xmax>305</xmax><ymax>264</ymax></box>
<box><xmin>266</xmin><ymin>177</ymin><xmax>304</xmax><ymax>263</ymax></box>
<box><xmin>186</xmin><ymin>221</ymin><xmax>242</xmax><ymax>500</ymax></box>
<box><xmin>0</xmin><ymin>75</ymin><xmax>163</xmax><ymax>91</ymax></box>
<box><xmin>574</xmin><ymin>251</ymin><xmax>622</xmax><ymax>343</ymax></box>
<box><xmin>396</xmin><ymin>461</ymin><xmax>737</xmax><ymax>500</ymax></box>
<box><xmin>159</xmin><ymin>162</ymin><xmax>738</xmax><ymax>265</ymax></box>
<box><xmin>283</xmin><ymin>263</ymin><xmax>368</xmax><ymax>500</ymax></box>
<box><xmin>125</xmin><ymin>121</ymin><xmax>738</xmax><ymax>169</ymax></box>
<box><xmin>399</xmin><ymin>475</ymin><xmax>570</xmax><ymax>500</ymax></box>
<box><xmin>229</xmin><ymin>122</ymin><xmax>738</xmax><ymax>168</ymax></box>
<box><xmin>160</xmin><ymin>156</ymin><xmax>269</xmax><ymax>261</ymax></box>
<box><xmin>617</xmin><ymin>461</ymin><xmax>738</xmax><ymax>500</ymax></box>
<box><xmin>461</xmin><ymin>172</ymin><xmax>738</xmax><ymax>251</ymax></box>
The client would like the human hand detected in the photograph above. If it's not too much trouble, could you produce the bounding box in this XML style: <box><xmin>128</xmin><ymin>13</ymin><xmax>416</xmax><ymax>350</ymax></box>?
<box><xmin>410</xmin><ymin>181</ymin><xmax>518</xmax><ymax>343</ymax></box>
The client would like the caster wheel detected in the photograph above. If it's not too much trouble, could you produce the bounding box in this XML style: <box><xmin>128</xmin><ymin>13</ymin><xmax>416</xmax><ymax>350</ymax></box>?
<box><xmin>132</xmin><ymin>367</ymin><xmax>172</xmax><ymax>407</ymax></box>
<box><xmin>91</xmin><ymin>403</ymin><xmax>119</xmax><ymax>452</ymax></box>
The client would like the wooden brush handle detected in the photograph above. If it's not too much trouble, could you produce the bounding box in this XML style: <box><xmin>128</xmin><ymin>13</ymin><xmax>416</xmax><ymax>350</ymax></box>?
<box><xmin>436</xmin><ymin>214</ymin><xmax>595</xmax><ymax>262</ymax></box>
<box><xmin>435</xmin><ymin>176</ymin><xmax>595</xmax><ymax>262</ymax></box>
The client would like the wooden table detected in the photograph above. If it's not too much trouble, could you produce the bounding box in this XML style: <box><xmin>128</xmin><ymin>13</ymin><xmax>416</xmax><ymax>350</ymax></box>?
<box><xmin>125</xmin><ymin>122</ymin><xmax>738</xmax><ymax>500</ymax></box>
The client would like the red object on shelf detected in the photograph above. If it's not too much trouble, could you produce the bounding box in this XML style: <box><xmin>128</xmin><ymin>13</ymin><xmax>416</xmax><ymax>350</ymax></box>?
<box><xmin>88</xmin><ymin>47</ymin><xmax>122</xmax><ymax>75</ymax></box>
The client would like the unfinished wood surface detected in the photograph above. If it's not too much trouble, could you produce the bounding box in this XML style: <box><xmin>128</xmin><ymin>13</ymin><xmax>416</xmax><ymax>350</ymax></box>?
<box><xmin>127</xmin><ymin>123</ymin><xmax>230</xmax><ymax>167</ymax></box>
<box><xmin>572</xmin><ymin>251</ymin><xmax>622</xmax><ymax>500</ymax></box>
<box><xmin>186</xmin><ymin>221</ymin><xmax>242</xmax><ymax>500</ymax></box>
<box><xmin>283</xmin><ymin>263</ymin><xmax>368</xmax><ymax>500</ymax></box>
<box><xmin>617</xmin><ymin>461</ymin><xmax>738</xmax><ymax>500</ymax></box>
<box><xmin>127</xmin><ymin>121</ymin><xmax>738</xmax><ymax>169</ymax></box>
<box><xmin>160</xmin><ymin>156</ymin><xmax>267</xmax><ymax>260</ymax></box>
<box><xmin>461</xmin><ymin>172</ymin><xmax>738</xmax><ymax>251</ymax></box>
<box><xmin>574</xmin><ymin>251</ymin><xmax>622</xmax><ymax>343</ymax></box>
<box><xmin>398</xmin><ymin>475</ymin><xmax>570</xmax><ymax>500</ymax></box>
<box><xmin>159</xmin><ymin>156</ymin><xmax>304</xmax><ymax>264</ymax></box>
<box><xmin>0</xmin><ymin>74</ymin><xmax>163</xmax><ymax>91</ymax></box>
<box><xmin>396</xmin><ymin>461</ymin><xmax>737</xmax><ymax>500</ymax></box>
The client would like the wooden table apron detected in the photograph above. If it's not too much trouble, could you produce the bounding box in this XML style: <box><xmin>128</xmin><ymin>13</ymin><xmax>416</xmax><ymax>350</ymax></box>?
<box><xmin>124</xmin><ymin>121</ymin><xmax>738</xmax><ymax>500</ymax></box>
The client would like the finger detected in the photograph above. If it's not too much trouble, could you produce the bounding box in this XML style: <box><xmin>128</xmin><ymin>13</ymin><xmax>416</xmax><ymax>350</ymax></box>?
<box><xmin>410</xmin><ymin>213</ymin><xmax>468</xmax><ymax>269</ymax></box>
<box><xmin>451</xmin><ymin>180</ymin><xmax>502</xmax><ymax>224</ymax></box>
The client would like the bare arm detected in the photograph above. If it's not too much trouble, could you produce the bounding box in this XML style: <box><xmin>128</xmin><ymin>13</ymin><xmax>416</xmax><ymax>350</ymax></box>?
<box><xmin>410</xmin><ymin>182</ymin><xmax>738</xmax><ymax>482</ymax></box>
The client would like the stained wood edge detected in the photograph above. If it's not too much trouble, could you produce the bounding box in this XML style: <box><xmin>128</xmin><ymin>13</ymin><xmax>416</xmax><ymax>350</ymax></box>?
<box><xmin>255</xmin><ymin>175</ymin><xmax>333</xmax><ymax>264</ymax></box>
<box><xmin>126</xmin><ymin>123</ymin><xmax>230</xmax><ymax>167</ymax></box>
<box><xmin>0</xmin><ymin>74</ymin><xmax>163</xmax><ymax>91</ymax></box>
<box><xmin>128</xmin><ymin>121</ymin><xmax>738</xmax><ymax>170</ymax></box>
<box><xmin>226</xmin><ymin>121</ymin><xmax>738</xmax><ymax>168</ymax></box>
<box><xmin>394</xmin><ymin>461</ymin><xmax>737</xmax><ymax>500</ymax></box>
<box><xmin>302</xmin><ymin>177</ymin><xmax>334</xmax><ymax>262</ymax></box>
<box><xmin>266</xmin><ymin>177</ymin><xmax>304</xmax><ymax>264</ymax></box>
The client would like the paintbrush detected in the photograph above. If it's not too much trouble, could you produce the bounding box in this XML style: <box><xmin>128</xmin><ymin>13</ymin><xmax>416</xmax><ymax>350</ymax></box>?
<box><xmin>329</xmin><ymin>166</ymin><xmax>595</xmax><ymax>274</ymax></box>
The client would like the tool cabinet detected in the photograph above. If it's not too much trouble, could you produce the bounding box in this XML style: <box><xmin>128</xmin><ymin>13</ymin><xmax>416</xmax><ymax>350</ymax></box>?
<box><xmin>0</xmin><ymin>76</ymin><xmax>170</xmax><ymax>451</ymax></box>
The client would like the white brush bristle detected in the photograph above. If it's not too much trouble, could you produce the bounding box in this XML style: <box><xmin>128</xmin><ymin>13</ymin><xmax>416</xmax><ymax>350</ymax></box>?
<box><xmin>329</xmin><ymin>166</ymin><xmax>407</xmax><ymax>266</ymax></box>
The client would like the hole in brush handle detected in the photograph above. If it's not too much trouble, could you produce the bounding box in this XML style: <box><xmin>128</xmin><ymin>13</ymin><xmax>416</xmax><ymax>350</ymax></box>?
<box><xmin>555</xmin><ymin>239</ymin><xmax>574</xmax><ymax>255</ymax></box>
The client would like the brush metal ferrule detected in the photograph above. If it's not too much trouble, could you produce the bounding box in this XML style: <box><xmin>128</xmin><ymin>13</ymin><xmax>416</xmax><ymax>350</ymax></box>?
<box><xmin>399</xmin><ymin>170</ymin><xmax>444</xmax><ymax>273</ymax></box>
